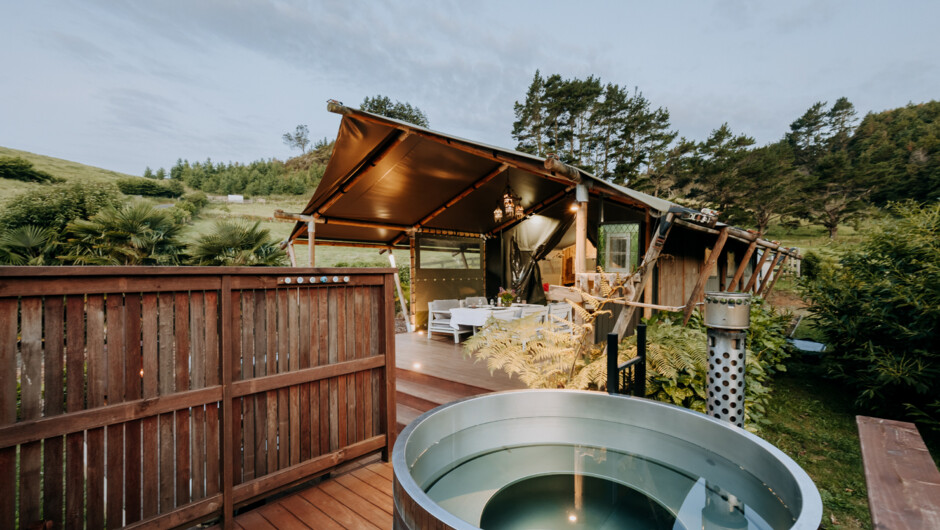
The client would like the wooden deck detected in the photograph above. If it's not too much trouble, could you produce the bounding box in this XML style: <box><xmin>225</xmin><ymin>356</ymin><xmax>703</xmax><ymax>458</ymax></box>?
<box><xmin>232</xmin><ymin>460</ymin><xmax>394</xmax><ymax>529</ymax></box>
<box><xmin>395</xmin><ymin>331</ymin><xmax>528</xmax><ymax>392</ymax></box>
<box><xmin>230</xmin><ymin>332</ymin><xmax>524</xmax><ymax>529</ymax></box>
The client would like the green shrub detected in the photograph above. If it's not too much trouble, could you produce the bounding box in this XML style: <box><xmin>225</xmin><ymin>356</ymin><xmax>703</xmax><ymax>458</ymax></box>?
<box><xmin>187</xmin><ymin>219</ymin><xmax>287</xmax><ymax>266</ymax></box>
<box><xmin>168</xmin><ymin>191</ymin><xmax>209</xmax><ymax>223</ymax></box>
<box><xmin>59</xmin><ymin>202</ymin><xmax>185</xmax><ymax>265</ymax></box>
<box><xmin>801</xmin><ymin>201</ymin><xmax>940</xmax><ymax>433</ymax></box>
<box><xmin>0</xmin><ymin>156</ymin><xmax>62</xmax><ymax>183</ymax></box>
<box><xmin>0</xmin><ymin>181</ymin><xmax>119</xmax><ymax>232</ymax></box>
<box><xmin>116</xmin><ymin>177</ymin><xmax>183</xmax><ymax>198</ymax></box>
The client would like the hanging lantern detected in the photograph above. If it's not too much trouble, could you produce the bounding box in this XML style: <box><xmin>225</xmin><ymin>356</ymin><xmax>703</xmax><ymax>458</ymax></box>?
<box><xmin>503</xmin><ymin>187</ymin><xmax>514</xmax><ymax>217</ymax></box>
<box><xmin>514</xmin><ymin>203</ymin><xmax>524</xmax><ymax>219</ymax></box>
<box><xmin>493</xmin><ymin>207</ymin><xmax>503</xmax><ymax>223</ymax></box>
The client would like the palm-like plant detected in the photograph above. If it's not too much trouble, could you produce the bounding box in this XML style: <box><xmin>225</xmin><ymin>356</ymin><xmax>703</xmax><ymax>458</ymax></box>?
<box><xmin>188</xmin><ymin>219</ymin><xmax>287</xmax><ymax>266</ymax></box>
<box><xmin>0</xmin><ymin>225</ymin><xmax>58</xmax><ymax>265</ymax></box>
<box><xmin>60</xmin><ymin>202</ymin><xmax>184</xmax><ymax>265</ymax></box>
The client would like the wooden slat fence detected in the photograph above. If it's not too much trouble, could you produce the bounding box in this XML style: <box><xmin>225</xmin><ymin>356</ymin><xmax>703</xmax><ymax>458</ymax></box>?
<box><xmin>0</xmin><ymin>267</ymin><xmax>397</xmax><ymax>529</ymax></box>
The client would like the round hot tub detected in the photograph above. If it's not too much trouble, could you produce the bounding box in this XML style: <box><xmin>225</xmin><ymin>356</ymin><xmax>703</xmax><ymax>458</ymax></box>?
<box><xmin>392</xmin><ymin>390</ymin><xmax>822</xmax><ymax>529</ymax></box>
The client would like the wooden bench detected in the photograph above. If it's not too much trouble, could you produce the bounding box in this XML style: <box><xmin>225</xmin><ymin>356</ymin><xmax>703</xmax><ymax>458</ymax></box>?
<box><xmin>856</xmin><ymin>416</ymin><xmax>940</xmax><ymax>529</ymax></box>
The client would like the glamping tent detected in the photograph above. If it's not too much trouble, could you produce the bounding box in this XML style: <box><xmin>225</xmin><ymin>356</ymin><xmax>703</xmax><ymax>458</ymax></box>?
<box><xmin>282</xmin><ymin>102</ymin><xmax>798</xmax><ymax>336</ymax></box>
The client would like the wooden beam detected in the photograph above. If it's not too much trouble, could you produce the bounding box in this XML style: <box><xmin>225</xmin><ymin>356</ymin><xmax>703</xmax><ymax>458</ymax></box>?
<box><xmin>762</xmin><ymin>254</ymin><xmax>790</xmax><ymax>298</ymax></box>
<box><xmin>544</xmin><ymin>155</ymin><xmax>582</xmax><ymax>183</ymax></box>
<box><xmin>419</xmin><ymin>163</ymin><xmax>507</xmax><ymax>228</ymax></box>
<box><xmin>682</xmin><ymin>227</ymin><xmax>729</xmax><ymax>326</ymax></box>
<box><xmin>744</xmin><ymin>248</ymin><xmax>773</xmax><ymax>293</ymax></box>
<box><xmin>388</xmin><ymin>163</ymin><xmax>507</xmax><ymax>247</ymax></box>
<box><xmin>611</xmin><ymin>209</ymin><xmax>678</xmax><ymax>338</ymax></box>
<box><xmin>286</xmin><ymin>242</ymin><xmax>297</xmax><ymax>267</ymax></box>
<box><xmin>299</xmin><ymin>240</ymin><xmax>393</xmax><ymax>250</ymax></box>
<box><xmin>273</xmin><ymin>210</ymin><xmax>314</xmax><ymax>222</ymax></box>
<box><xmin>758</xmin><ymin>251</ymin><xmax>788</xmax><ymax>297</ymax></box>
<box><xmin>316</xmin><ymin>130</ymin><xmax>410</xmax><ymax>216</ymax></box>
<box><xmin>727</xmin><ymin>238</ymin><xmax>758</xmax><ymax>291</ymax></box>
<box><xmin>643</xmin><ymin>211</ymin><xmax>653</xmax><ymax>320</ymax></box>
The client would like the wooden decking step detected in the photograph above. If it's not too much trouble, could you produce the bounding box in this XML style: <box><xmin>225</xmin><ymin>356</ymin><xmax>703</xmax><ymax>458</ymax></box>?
<box><xmin>395</xmin><ymin>368</ymin><xmax>493</xmax><ymax>397</ymax></box>
<box><xmin>396</xmin><ymin>403</ymin><xmax>425</xmax><ymax>435</ymax></box>
<box><xmin>396</xmin><ymin>379</ymin><xmax>474</xmax><ymax>412</ymax></box>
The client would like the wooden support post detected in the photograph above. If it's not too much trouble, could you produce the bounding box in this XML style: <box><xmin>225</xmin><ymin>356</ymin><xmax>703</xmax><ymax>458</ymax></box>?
<box><xmin>286</xmin><ymin>242</ymin><xmax>297</xmax><ymax>267</ymax></box>
<box><xmin>307</xmin><ymin>220</ymin><xmax>315</xmax><ymax>267</ymax></box>
<box><xmin>220</xmin><ymin>276</ymin><xmax>234</xmax><ymax>529</ymax></box>
<box><xmin>744</xmin><ymin>248</ymin><xmax>773</xmax><ymax>293</ymax></box>
<box><xmin>718</xmin><ymin>250</ymin><xmax>728</xmax><ymax>291</ymax></box>
<box><xmin>575</xmin><ymin>199</ymin><xmax>588</xmax><ymax>276</ymax></box>
<box><xmin>612</xmin><ymin>209</ymin><xmax>678</xmax><ymax>339</ymax></box>
<box><xmin>727</xmin><ymin>239</ymin><xmax>758</xmax><ymax>291</ymax></box>
<box><xmin>759</xmin><ymin>252</ymin><xmax>788</xmax><ymax>297</ymax></box>
<box><xmin>643</xmin><ymin>212</ymin><xmax>653</xmax><ymax>320</ymax></box>
<box><xmin>409</xmin><ymin>236</ymin><xmax>417</xmax><ymax>330</ymax></box>
<box><xmin>682</xmin><ymin>227</ymin><xmax>729</xmax><ymax>326</ymax></box>
<box><xmin>388</xmin><ymin>254</ymin><xmax>413</xmax><ymax>333</ymax></box>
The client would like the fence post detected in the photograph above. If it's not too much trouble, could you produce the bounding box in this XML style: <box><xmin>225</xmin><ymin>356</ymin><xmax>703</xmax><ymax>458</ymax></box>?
<box><xmin>635</xmin><ymin>323</ymin><xmax>647</xmax><ymax>398</ymax></box>
<box><xmin>220</xmin><ymin>275</ymin><xmax>235</xmax><ymax>530</ymax></box>
<box><xmin>607</xmin><ymin>332</ymin><xmax>619</xmax><ymax>395</ymax></box>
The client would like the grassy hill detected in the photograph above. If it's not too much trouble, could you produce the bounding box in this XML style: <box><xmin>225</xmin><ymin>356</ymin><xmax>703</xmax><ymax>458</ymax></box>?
<box><xmin>0</xmin><ymin>146</ymin><xmax>137</xmax><ymax>198</ymax></box>
<box><xmin>0</xmin><ymin>146</ymin><xmax>404</xmax><ymax>267</ymax></box>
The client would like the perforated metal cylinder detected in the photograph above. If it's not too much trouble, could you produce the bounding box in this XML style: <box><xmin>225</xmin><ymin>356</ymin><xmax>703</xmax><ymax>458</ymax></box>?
<box><xmin>706</xmin><ymin>328</ymin><xmax>747</xmax><ymax>428</ymax></box>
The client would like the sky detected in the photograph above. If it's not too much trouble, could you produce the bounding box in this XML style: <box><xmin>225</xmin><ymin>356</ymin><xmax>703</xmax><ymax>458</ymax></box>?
<box><xmin>1</xmin><ymin>0</ymin><xmax>938</xmax><ymax>176</ymax></box>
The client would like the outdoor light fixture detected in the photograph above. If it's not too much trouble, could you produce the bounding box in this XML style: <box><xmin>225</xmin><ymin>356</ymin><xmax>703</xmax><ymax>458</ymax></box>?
<box><xmin>502</xmin><ymin>186</ymin><xmax>515</xmax><ymax>217</ymax></box>
<box><xmin>495</xmin><ymin>184</ymin><xmax>525</xmax><ymax>223</ymax></box>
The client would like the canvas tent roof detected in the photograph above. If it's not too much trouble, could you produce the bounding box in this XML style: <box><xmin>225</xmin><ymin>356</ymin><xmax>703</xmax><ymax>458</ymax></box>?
<box><xmin>287</xmin><ymin>103</ymin><xmax>679</xmax><ymax>248</ymax></box>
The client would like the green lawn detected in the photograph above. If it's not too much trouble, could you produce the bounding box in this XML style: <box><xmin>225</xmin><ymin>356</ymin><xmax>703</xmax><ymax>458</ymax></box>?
<box><xmin>762</xmin><ymin>361</ymin><xmax>871</xmax><ymax>529</ymax></box>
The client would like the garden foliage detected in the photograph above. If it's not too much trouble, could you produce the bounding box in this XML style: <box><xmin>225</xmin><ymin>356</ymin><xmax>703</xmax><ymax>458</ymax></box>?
<box><xmin>465</xmin><ymin>290</ymin><xmax>793</xmax><ymax>431</ymax></box>
<box><xmin>0</xmin><ymin>181</ymin><xmax>120</xmax><ymax>232</ymax></box>
<box><xmin>187</xmin><ymin>219</ymin><xmax>286</xmax><ymax>266</ymax></box>
<box><xmin>0</xmin><ymin>156</ymin><xmax>62</xmax><ymax>183</ymax></box>
<box><xmin>59</xmin><ymin>202</ymin><xmax>185</xmax><ymax>265</ymax></box>
<box><xmin>801</xmin><ymin>201</ymin><xmax>940</xmax><ymax>433</ymax></box>
<box><xmin>116</xmin><ymin>177</ymin><xmax>183</xmax><ymax>198</ymax></box>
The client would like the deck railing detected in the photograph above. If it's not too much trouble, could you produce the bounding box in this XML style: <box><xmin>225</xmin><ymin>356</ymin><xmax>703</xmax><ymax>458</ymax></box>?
<box><xmin>0</xmin><ymin>266</ymin><xmax>397</xmax><ymax>529</ymax></box>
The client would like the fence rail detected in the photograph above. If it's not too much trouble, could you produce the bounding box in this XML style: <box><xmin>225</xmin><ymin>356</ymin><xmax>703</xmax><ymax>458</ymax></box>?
<box><xmin>0</xmin><ymin>266</ymin><xmax>397</xmax><ymax>529</ymax></box>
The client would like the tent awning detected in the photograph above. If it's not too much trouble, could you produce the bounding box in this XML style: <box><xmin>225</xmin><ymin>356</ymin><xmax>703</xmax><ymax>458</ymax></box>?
<box><xmin>287</xmin><ymin>103</ymin><xmax>680</xmax><ymax>248</ymax></box>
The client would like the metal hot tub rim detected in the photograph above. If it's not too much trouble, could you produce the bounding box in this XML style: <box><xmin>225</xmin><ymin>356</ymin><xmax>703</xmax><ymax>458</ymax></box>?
<box><xmin>392</xmin><ymin>389</ymin><xmax>823</xmax><ymax>530</ymax></box>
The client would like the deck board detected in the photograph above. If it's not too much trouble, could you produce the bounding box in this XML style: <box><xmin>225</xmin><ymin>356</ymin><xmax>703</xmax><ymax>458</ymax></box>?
<box><xmin>395</xmin><ymin>332</ymin><xmax>528</xmax><ymax>391</ymax></box>
<box><xmin>232</xmin><ymin>462</ymin><xmax>395</xmax><ymax>529</ymax></box>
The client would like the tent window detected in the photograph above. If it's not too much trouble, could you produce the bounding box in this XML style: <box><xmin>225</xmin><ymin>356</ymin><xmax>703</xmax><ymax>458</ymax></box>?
<box><xmin>418</xmin><ymin>237</ymin><xmax>481</xmax><ymax>270</ymax></box>
<box><xmin>600</xmin><ymin>223</ymin><xmax>639</xmax><ymax>273</ymax></box>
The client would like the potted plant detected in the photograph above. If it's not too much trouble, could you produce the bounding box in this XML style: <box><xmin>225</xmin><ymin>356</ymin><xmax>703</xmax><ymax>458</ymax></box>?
<box><xmin>498</xmin><ymin>287</ymin><xmax>517</xmax><ymax>307</ymax></box>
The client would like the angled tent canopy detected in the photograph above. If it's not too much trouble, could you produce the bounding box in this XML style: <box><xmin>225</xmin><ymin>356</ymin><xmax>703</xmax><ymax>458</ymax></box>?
<box><xmin>286</xmin><ymin>102</ymin><xmax>681</xmax><ymax>249</ymax></box>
